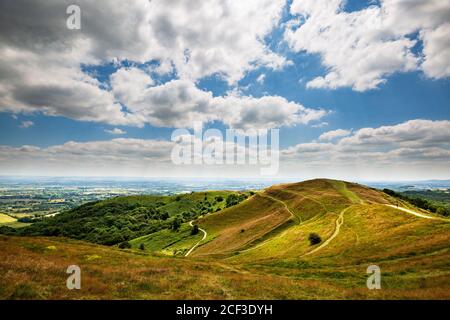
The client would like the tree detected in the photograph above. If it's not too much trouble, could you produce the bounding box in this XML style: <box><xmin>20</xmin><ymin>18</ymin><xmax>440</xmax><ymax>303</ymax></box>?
<box><xmin>171</xmin><ymin>216</ymin><xmax>182</xmax><ymax>231</ymax></box>
<box><xmin>191</xmin><ymin>224</ymin><xmax>199</xmax><ymax>235</ymax></box>
<box><xmin>160</xmin><ymin>211</ymin><xmax>169</xmax><ymax>220</ymax></box>
<box><xmin>437</xmin><ymin>207</ymin><xmax>450</xmax><ymax>217</ymax></box>
<box><xmin>215</xmin><ymin>196</ymin><xmax>224</xmax><ymax>202</ymax></box>
<box><xmin>308</xmin><ymin>233</ymin><xmax>322</xmax><ymax>245</ymax></box>
<box><xmin>139</xmin><ymin>243</ymin><xmax>145</xmax><ymax>250</ymax></box>
<box><xmin>118</xmin><ymin>241</ymin><xmax>131</xmax><ymax>249</ymax></box>
<box><xmin>226</xmin><ymin>194</ymin><xmax>239</xmax><ymax>207</ymax></box>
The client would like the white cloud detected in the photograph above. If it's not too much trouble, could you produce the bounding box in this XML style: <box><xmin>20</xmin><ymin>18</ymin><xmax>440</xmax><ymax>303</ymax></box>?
<box><xmin>104</xmin><ymin>128</ymin><xmax>126</xmax><ymax>135</ymax></box>
<box><xmin>338</xmin><ymin>119</ymin><xmax>450</xmax><ymax>148</ymax></box>
<box><xmin>312</xmin><ymin>122</ymin><xmax>329</xmax><ymax>128</ymax></box>
<box><xmin>0</xmin><ymin>0</ymin><xmax>322</xmax><ymax>130</ymax></box>
<box><xmin>256</xmin><ymin>74</ymin><xmax>266</xmax><ymax>84</ymax></box>
<box><xmin>2</xmin><ymin>119</ymin><xmax>448</xmax><ymax>180</ymax></box>
<box><xmin>420</xmin><ymin>23</ymin><xmax>450</xmax><ymax>79</ymax></box>
<box><xmin>110</xmin><ymin>76</ymin><xmax>327</xmax><ymax>129</ymax></box>
<box><xmin>110</xmin><ymin>67</ymin><xmax>154</xmax><ymax>106</ymax></box>
<box><xmin>0</xmin><ymin>138</ymin><xmax>175</xmax><ymax>177</ymax></box>
<box><xmin>285</xmin><ymin>0</ymin><xmax>450</xmax><ymax>91</ymax></box>
<box><xmin>214</xmin><ymin>94</ymin><xmax>327</xmax><ymax>130</ymax></box>
<box><xmin>19</xmin><ymin>120</ymin><xmax>34</xmax><ymax>128</ymax></box>
<box><xmin>282</xmin><ymin>119</ymin><xmax>450</xmax><ymax>180</ymax></box>
<box><xmin>318</xmin><ymin>129</ymin><xmax>351</xmax><ymax>141</ymax></box>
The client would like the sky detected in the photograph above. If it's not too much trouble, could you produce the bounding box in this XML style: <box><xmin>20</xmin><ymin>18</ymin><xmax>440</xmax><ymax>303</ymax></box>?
<box><xmin>0</xmin><ymin>0</ymin><xmax>449</xmax><ymax>181</ymax></box>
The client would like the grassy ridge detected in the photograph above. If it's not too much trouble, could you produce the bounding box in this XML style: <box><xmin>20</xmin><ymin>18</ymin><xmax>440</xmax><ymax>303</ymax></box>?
<box><xmin>1</xmin><ymin>179</ymin><xmax>449</xmax><ymax>300</ymax></box>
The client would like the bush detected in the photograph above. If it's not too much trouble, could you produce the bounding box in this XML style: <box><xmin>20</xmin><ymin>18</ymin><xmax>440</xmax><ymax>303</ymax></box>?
<box><xmin>139</xmin><ymin>243</ymin><xmax>145</xmax><ymax>250</ymax></box>
<box><xmin>118</xmin><ymin>241</ymin><xmax>131</xmax><ymax>249</ymax></box>
<box><xmin>215</xmin><ymin>196</ymin><xmax>224</xmax><ymax>202</ymax></box>
<box><xmin>226</xmin><ymin>194</ymin><xmax>245</xmax><ymax>208</ymax></box>
<box><xmin>171</xmin><ymin>216</ymin><xmax>182</xmax><ymax>231</ymax></box>
<box><xmin>308</xmin><ymin>233</ymin><xmax>322</xmax><ymax>245</ymax></box>
<box><xmin>191</xmin><ymin>224</ymin><xmax>199</xmax><ymax>235</ymax></box>
<box><xmin>437</xmin><ymin>207</ymin><xmax>450</xmax><ymax>217</ymax></box>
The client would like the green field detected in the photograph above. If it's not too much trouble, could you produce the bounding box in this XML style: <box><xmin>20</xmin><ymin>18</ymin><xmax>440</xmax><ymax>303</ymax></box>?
<box><xmin>0</xmin><ymin>213</ymin><xmax>17</xmax><ymax>224</ymax></box>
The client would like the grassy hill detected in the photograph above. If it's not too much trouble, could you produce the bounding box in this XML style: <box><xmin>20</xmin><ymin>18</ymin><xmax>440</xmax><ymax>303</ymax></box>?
<box><xmin>1</xmin><ymin>179</ymin><xmax>449</xmax><ymax>299</ymax></box>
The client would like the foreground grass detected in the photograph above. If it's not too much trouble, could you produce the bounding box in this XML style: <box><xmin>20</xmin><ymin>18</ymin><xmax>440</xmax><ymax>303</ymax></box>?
<box><xmin>1</xmin><ymin>233</ymin><xmax>449</xmax><ymax>300</ymax></box>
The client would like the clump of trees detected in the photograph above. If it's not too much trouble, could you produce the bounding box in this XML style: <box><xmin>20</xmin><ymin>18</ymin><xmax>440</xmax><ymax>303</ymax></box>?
<box><xmin>383</xmin><ymin>189</ymin><xmax>450</xmax><ymax>216</ymax></box>
<box><xmin>0</xmin><ymin>191</ymin><xmax>254</xmax><ymax>247</ymax></box>
<box><xmin>308</xmin><ymin>233</ymin><xmax>322</xmax><ymax>245</ymax></box>
<box><xmin>225</xmin><ymin>193</ymin><xmax>248</xmax><ymax>208</ymax></box>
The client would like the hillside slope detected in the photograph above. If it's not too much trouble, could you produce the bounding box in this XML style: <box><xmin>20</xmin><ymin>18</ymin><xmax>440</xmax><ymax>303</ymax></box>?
<box><xmin>192</xmin><ymin>179</ymin><xmax>394</xmax><ymax>257</ymax></box>
<box><xmin>1</xmin><ymin>179</ymin><xmax>449</xmax><ymax>299</ymax></box>
<box><xmin>0</xmin><ymin>191</ymin><xmax>247</xmax><ymax>246</ymax></box>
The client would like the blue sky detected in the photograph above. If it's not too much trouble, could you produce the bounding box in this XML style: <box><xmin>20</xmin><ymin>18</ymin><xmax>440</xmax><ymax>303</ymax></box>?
<box><xmin>2</xmin><ymin>56</ymin><xmax>449</xmax><ymax>149</ymax></box>
<box><xmin>0</xmin><ymin>0</ymin><xmax>449</xmax><ymax>179</ymax></box>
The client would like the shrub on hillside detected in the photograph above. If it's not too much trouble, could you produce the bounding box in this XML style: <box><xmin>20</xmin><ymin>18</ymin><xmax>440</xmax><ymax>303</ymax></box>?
<box><xmin>191</xmin><ymin>224</ymin><xmax>199</xmax><ymax>235</ymax></box>
<box><xmin>118</xmin><ymin>241</ymin><xmax>131</xmax><ymax>249</ymax></box>
<box><xmin>171</xmin><ymin>216</ymin><xmax>182</xmax><ymax>231</ymax></box>
<box><xmin>308</xmin><ymin>233</ymin><xmax>322</xmax><ymax>245</ymax></box>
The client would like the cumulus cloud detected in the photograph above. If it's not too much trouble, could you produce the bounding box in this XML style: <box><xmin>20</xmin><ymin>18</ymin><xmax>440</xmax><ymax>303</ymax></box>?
<box><xmin>0</xmin><ymin>138</ymin><xmax>176</xmax><ymax>176</ymax></box>
<box><xmin>0</xmin><ymin>0</ymin><xmax>299</xmax><ymax>129</ymax></box>
<box><xmin>284</xmin><ymin>0</ymin><xmax>450</xmax><ymax>91</ymax></box>
<box><xmin>282</xmin><ymin>119</ymin><xmax>450</xmax><ymax>179</ymax></box>
<box><xmin>109</xmin><ymin>75</ymin><xmax>327</xmax><ymax>129</ymax></box>
<box><xmin>104</xmin><ymin>128</ymin><xmax>126</xmax><ymax>135</ymax></box>
<box><xmin>318</xmin><ymin>129</ymin><xmax>351</xmax><ymax>141</ymax></box>
<box><xmin>0</xmin><ymin>136</ymin><xmax>277</xmax><ymax>178</ymax></box>
<box><xmin>19</xmin><ymin>121</ymin><xmax>34</xmax><ymax>128</ymax></box>
<box><xmin>1</xmin><ymin>119</ymin><xmax>448</xmax><ymax>180</ymax></box>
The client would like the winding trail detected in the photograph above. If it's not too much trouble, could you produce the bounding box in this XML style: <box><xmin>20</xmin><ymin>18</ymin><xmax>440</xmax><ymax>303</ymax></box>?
<box><xmin>259</xmin><ymin>193</ymin><xmax>302</xmax><ymax>224</ymax></box>
<box><xmin>237</xmin><ymin>193</ymin><xmax>300</xmax><ymax>253</ymax></box>
<box><xmin>386</xmin><ymin>204</ymin><xmax>448</xmax><ymax>222</ymax></box>
<box><xmin>185</xmin><ymin>220</ymin><xmax>207</xmax><ymax>257</ymax></box>
<box><xmin>302</xmin><ymin>206</ymin><xmax>350</xmax><ymax>257</ymax></box>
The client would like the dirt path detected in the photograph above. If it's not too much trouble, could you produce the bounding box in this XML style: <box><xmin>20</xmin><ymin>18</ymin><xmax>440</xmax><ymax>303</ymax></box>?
<box><xmin>237</xmin><ymin>193</ymin><xmax>301</xmax><ymax>254</ymax></box>
<box><xmin>302</xmin><ymin>206</ymin><xmax>350</xmax><ymax>257</ymax></box>
<box><xmin>259</xmin><ymin>193</ymin><xmax>302</xmax><ymax>223</ymax></box>
<box><xmin>185</xmin><ymin>220</ymin><xmax>207</xmax><ymax>257</ymax></box>
<box><xmin>386</xmin><ymin>205</ymin><xmax>448</xmax><ymax>222</ymax></box>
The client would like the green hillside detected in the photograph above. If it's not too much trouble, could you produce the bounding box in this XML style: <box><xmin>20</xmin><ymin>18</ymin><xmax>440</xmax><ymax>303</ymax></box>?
<box><xmin>0</xmin><ymin>191</ymin><xmax>249</xmax><ymax>245</ymax></box>
<box><xmin>1</xmin><ymin>179</ymin><xmax>449</xmax><ymax>300</ymax></box>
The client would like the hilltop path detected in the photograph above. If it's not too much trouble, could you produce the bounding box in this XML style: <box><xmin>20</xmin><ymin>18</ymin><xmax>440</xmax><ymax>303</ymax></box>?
<box><xmin>386</xmin><ymin>205</ymin><xmax>449</xmax><ymax>222</ymax></box>
<box><xmin>185</xmin><ymin>220</ymin><xmax>207</xmax><ymax>257</ymax></box>
<box><xmin>259</xmin><ymin>193</ymin><xmax>302</xmax><ymax>223</ymax></box>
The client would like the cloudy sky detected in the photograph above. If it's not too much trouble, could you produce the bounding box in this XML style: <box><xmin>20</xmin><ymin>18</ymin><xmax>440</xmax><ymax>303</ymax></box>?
<box><xmin>0</xmin><ymin>0</ymin><xmax>449</xmax><ymax>180</ymax></box>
